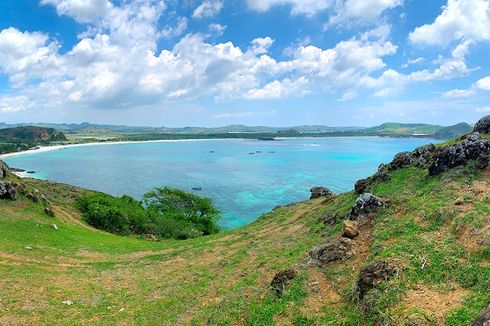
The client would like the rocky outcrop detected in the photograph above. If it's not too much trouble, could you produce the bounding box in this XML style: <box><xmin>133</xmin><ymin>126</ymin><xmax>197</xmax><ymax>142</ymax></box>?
<box><xmin>354</xmin><ymin>167</ymin><xmax>389</xmax><ymax>194</ymax></box>
<box><xmin>309</xmin><ymin>237</ymin><xmax>353</xmax><ymax>264</ymax></box>
<box><xmin>471</xmin><ymin>304</ymin><xmax>490</xmax><ymax>326</ymax></box>
<box><xmin>309</xmin><ymin>186</ymin><xmax>335</xmax><ymax>200</ymax></box>
<box><xmin>474</xmin><ymin>115</ymin><xmax>490</xmax><ymax>134</ymax></box>
<box><xmin>271</xmin><ymin>269</ymin><xmax>297</xmax><ymax>296</ymax></box>
<box><xmin>412</xmin><ymin>144</ymin><xmax>437</xmax><ymax>168</ymax></box>
<box><xmin>0</xmin><ymin>161</ymin><xmax>9</xmax><ymax>179</ymax></box>
<box><xmin>0</xmin><ymin>181</ymin><xmax>17</xmax><ymax>200</ymax></box>
<box><xmin>350</xmin><ymin>193</ymin><xmax>386</xmax><ymax>219</ymax></box>
<box><xmin>428</xmin><ymin>137</ymin><xmax>490</xmax><ymax>176</ymax></box>
<box><xmin>355</xmin><ymin>260</ymin><xmax>397</xmax><ymax>300</ymax></box>
<box><xmin>342</xmin><ymin>220</ymin><xmax>359</xmax><ymax>239</ymax></box>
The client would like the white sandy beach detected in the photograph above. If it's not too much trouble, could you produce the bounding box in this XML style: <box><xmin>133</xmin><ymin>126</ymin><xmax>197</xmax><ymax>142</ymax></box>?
<box><xmin>0</xmin><ymin>138</ymin><xmax>246</xmax><ymax>159</ymax></box>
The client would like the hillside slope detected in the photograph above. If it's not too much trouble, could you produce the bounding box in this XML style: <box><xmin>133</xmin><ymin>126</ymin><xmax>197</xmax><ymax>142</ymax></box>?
<box><xmin>0</xmin><ymin>117</ymin><xmax>489</xmax><ymax>325</ymax></box>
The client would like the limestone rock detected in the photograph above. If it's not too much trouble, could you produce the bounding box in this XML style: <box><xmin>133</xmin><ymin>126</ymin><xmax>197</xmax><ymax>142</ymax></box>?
<box><xmin>474</xmin><ymin>115</ymin><xmax>490</xmax><ymax>134</ymax></box>
<box><xmin>0</xmin><ymin>181</ymin><xmax>17</xmax><ymax>200</ymax></box>
<box><xmin>309</xmin><ymin>237</ymin><xmax>353</xmax><ymax>264</ymax></box>
<box><xmin>309</xmin><ymin>186</ymin><xmax>335</xmax><ymax>200</ymax></box>
<box><xmin>342</xmin><ymin>220</ymin><xmax>359</xmax><ymax>239</ymax></box>
<box><xmin>350</xmin><ymin>193</ymin><xmax>385</xmax><ymax>219</ymax></box>
<box><xmin>428</xmin><ymin>138</ymin><xmax>490</xmax><ymax>176</ymax></box>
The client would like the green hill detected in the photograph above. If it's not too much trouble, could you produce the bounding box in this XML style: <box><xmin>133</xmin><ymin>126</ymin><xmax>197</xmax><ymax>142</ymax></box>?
<box><xmin>0</xmin><ymin>121</ymin><xmax>489</xmax><ymax>325</ymax></box>
<box><xmin>0</xmin><ymin>126</ymin><xmax>66</xmax><ymax>143</ymax></box>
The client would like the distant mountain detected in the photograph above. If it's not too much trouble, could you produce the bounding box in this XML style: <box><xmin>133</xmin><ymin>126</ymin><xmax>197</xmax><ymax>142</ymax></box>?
<box><xmin>432</xmin><ymin>122</ymin><xmax>473</xmax><ymax>139</ymax></box>
<box><xmin>364</xmin><ymin>122</ymin><xmax>443</xmax><ymax>136</ymax></box>
<box><xmin>0</xmin><ymin>126</ymin><xmax>67</xmax><ymax>143</ymax></box>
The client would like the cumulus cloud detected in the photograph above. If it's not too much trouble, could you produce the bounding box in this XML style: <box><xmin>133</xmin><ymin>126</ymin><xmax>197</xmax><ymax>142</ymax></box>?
<box><xmin>476</xmin><ymin>76</ymin><xmax>490</xmax><ymax>90</ymax></box>
<box><xmin>442</xmin><ymin>88</ymin><xmax>475</xmax><ymax>98</ymax></box>
<box><xmin>40</xmin><ymin>0</ymin><xmax>113</xmax><ymax>23</ymax></box>
<box><xmin>246</xmin><ymin>0</ymin><xmax>403</xmax><ymax>23</ymax></box>
<box><xmin>192</xmin><ymin>0</ymin><xmax>223</xmax><ymax>19</ymax></box>
<box><xmin>161</xmin><ymin>17</ymin><xmax>188</xmax><ymax>38</ymax></box>
<box><xmin>409</xmin><ymin>0</ymin><xmax>490</xmax><ymax>46</ymax></box>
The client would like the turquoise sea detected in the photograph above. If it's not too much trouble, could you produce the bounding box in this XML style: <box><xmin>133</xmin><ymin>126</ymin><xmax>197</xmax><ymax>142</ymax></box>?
<box><xmin>4</xmin><ymin>137</ymin><xmax>438</xmax><ymax>229</ymax></box>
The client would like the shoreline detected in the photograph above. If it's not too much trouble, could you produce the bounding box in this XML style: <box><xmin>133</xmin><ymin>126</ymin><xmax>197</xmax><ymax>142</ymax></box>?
<box><xmin>0</xmin><ymin>138</ymin><xmax>241</xmax><ymax>159</ymax></box>
<box><xmin>0</xmin><ymin>135</ymin><xmax>440</xmax><ymax>160</ymax></box>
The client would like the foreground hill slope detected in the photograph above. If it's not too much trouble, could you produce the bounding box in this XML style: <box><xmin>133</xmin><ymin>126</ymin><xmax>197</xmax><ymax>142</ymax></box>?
<box><xmin>0</xmin><ymin>117</ymin><xmax>489</xmax><ymax>325</ymax></box>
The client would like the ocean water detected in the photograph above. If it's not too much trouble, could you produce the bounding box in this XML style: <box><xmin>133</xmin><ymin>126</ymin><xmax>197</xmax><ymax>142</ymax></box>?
<box><xmin>4</xmin><ymin>137</ymin><xmax>438</xmax><ymax>229</ymax></box>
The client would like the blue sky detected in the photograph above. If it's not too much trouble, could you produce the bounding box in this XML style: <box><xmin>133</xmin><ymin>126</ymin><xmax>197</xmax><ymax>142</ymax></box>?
<box><xmin>0</xmin><ymin>0</ymin><xmax>489</xmax><ymax>127</ymax></box>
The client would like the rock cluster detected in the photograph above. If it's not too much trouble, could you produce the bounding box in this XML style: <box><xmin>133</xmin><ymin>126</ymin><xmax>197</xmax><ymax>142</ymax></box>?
<box><xmin>309</xmin><ymin>186</ymin><xmax>335</xmax><ymax>200</ymax></box>
<box><xmin>0</xmin><ymin>181</ymin><xmax>17</xmax><ymax>200</ymax></box>
<box><xmin>342</xmin><ymin>220</ymin><xmax>359</xmax><ymax>239</ymax></box>
<box><xmin>355</xmin><ymin>259</ymin><xmax>397</xmax><ymax>300</ymax></box>
<box><xmin>474</xmin><ymin>115</ymin><xmax>490</xmax><ymax>134</ymax></box>
<box><xmin>471</xmin><ymin>304</ymin><xmax>490</xmax><ymax>326</ymax></box>
<box><xmin>428</xmin><ymin>136</ymin><xmax>490</xmax><ymax>175</ymax></box>
<box><xmin>0</xmin><ymin>161</ymin><xmax>8</xmax><ymax>179</ymax></box>
<box><xmin>270</xmin><ymin>269</ymin><xmax>297</xmax><ymax>297</ymax></box>
<box><xmin>309</xmin><ymin>237</ymin><xmax>353</xmax><ymax>264</ymax></box>
<box><xmin>350</xmin><ymin>193</ymin><xmax>386</xmax><ymax>219</ymax></box>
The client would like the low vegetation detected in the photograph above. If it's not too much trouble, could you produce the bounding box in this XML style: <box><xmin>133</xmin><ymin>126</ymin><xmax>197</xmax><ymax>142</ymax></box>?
<box><xmin>76</xmin><ymin>187</ymin><xmax>220</xmax><ymax>240</ymax></box>
<box><xmin>0</xmin><ymin>119</ymin><xmax>488</xmax><ymax>325</ymax></box>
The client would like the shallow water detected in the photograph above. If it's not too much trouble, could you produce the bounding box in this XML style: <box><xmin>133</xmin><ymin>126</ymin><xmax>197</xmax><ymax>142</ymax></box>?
<box><xmin>4</xmin><ymin>137</ymin><xmax>438</xmax><ymax>229</ymax></box>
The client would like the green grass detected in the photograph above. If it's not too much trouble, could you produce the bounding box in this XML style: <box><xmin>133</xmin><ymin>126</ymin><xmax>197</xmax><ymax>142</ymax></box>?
<box><xmin>1</xmin><ymin>161</ymin><xmax>489</xmax><ymax>325</ymax></box>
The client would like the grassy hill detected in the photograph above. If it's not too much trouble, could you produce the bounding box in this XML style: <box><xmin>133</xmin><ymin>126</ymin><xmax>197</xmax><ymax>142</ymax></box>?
<box><xmin>0</xmin><ymin>126</ymin><xmax>67</xmax><ymax>143</ymax></box>
<box><xmin>0</xmin><ymin>128</ymin><xmax>489</xmax><ymax>324</ymax></box>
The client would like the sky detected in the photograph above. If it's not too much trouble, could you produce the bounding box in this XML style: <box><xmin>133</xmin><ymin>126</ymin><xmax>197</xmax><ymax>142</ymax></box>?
<box><xmin>0</xmin><ymin>0</ymin><xmax>489</xmax><ymax>127</ymax></box>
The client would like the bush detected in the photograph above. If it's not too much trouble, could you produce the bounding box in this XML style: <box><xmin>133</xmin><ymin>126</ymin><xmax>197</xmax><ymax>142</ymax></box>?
<box><xmin>76</xmin><ymin>188</ymin><xmax>220</xmax><ymax>240</ymax></box>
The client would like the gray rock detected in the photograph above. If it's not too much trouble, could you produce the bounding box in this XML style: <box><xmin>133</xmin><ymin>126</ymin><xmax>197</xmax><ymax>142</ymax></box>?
<box><xmin>45</xmin><ymin>207</ymin><xmax>56</xmax><ymax>217</ymax></box>
<box><xmin>309</xmin><ymin>186</ymin><xmax>335</xmax><ymax>199</ymax></box>
<box><xmin>471</xmin><ymin>304</ymin><xmax>490</xmax><ymax>326</ymax></box>
<box><xmin>0</xmin><ymin>181</ymin><xmax>17</xmax><ymax>200</ymax></box>
<box><xmin>428</xmin><ymin>138</ymin><xmax>490</xmax><ymax>175</ymax></box>
<box><xmin>309</xmin><ymin>237</ymin><xmax>353</xmax><ymax>264</ymax></box>
<box><xmin>0</xmin><ymin>161</ymin><xmax>9</xmax><ymax>178</ymax></box>
<box><xmin>474</xmin><ymin>115</ymin><xmax>490</xmax><ymax>134</ymax></box>
<box><xmin>26</xmin><ymin>193</ymin><xmax>39</xmax><ymax>203</ymax></box>
<box><xmin>350</xmin><ymin>193</ymin><xmax>385</xmax><ymax>219</ymax></box>
<box><xmin>471</xmin><ymin>132</ymin><xmax>481</xmax><ymax>142</ymax></box>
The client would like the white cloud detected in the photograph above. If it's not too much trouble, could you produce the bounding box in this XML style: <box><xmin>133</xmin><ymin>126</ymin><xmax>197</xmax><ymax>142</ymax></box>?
<box><xmin>476</xmin><ymin>106</ymin><xmax>490</xmax><ymax>113</ymax></box>
<box><xmin>161</xmin><ymin>17</ymin><xmax>188</xmax><ymax>39</ymax></box>
<box><xmin>40</xmin><ymin>0</ymin><xmax>113</xmax><ymax>23</ymax></box>
<box><xmin>251</xmin><ymin>37</ymin><xmax>274</xmax><ymax>54</ymax></box>
<box><xmin>328</xmin><ymin>0</ymin><xmax>403</xmax><ymax>26</ymax></box>
<box><xmin>192</xmin><ymin>0</ymin><xmax>223</xmax><ymax>19</ymax></box>
<box><xmin>208</xmin><ymin>23</ymin><xmax>227</xmax><ymax>36</ymax></box>
<box><xmin>409</xmin><ymin>0</ymin><xmax>490</xmax><ymax>46</ymax></box>
<box><xmin>246</xmin><ymin>0</ymin><xmax>332</xmax><ymax>16</ymax></box>
<box><xmin>442</xmin><ymin>88</ymin><xmax>475</xmax><ymax>98</ymax></box>
<box><xmin>246</xmin><ymin>0</ymin><xmax>403</xmax><ymax>23</ymax></box>
<box><xmin>476</xmin><ymin>76</ymin><xmax>490</xmax><ymax>90</ymax></box>
<box><xmin>401</xmin><ymin>57</ymin><xmax>424</xmax><ymax>68</ymax></box>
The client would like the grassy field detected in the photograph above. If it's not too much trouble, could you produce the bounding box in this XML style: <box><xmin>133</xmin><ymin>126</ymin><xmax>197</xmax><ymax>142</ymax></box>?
<box><xmin>0</xmin><ymin>161</ymin><xmax>489</xmax><ymax>325</ymax></box>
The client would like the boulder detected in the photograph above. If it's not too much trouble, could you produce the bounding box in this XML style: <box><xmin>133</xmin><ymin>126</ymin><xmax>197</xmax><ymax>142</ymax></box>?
<box><xmin>309</xmin><ymin>186</ymin><xmax>335</xmax><ymax>199</ymax></box>
<box><xmin>356</xmin><ymin>260</ymin><xmax>397</xmax><ymax>299</ymax></box>
<box><xmin>309</xmin><ymin>237</ymin><xmax>353</xmax><ymax>264</ymax></box>
<box><xmin>0</xmin><ymin>161</ymin><xmax>8</xmax><ymax>178</ymax></box>
<box><xmin>271</xmin><ymin>269</ymin><xmax>297</xmax><ymax>296</ymax></box>
<box><xmin>474</xmin><ymin>115</ymin><xmax>490</xmax><ymax>134</ymax></box>
<box><xmin>412</xmin><ymin>144</ymin><xmax>437</xmax><ymax>168</ymax></box>
<box><xmin>354</xmin><ymin>167</ymin><xmax>389</xmax><ymax>194</ymax></box>
<box><xmin>342</xmin><ymin>220</ymin><xmax>359</xmax><ymax>239</ymax></box>
<box><xmin>350</xmin><ymin>193</ymin><xmax>386</xmax><ymax>219</ymax></box>
<box><xmin>0</xmin><ymin>181</ymin><xmax>17</xmax><ymax>200</ymax></box>
<box><xmin>471</xmin><ymin>304</ymin><xmax>490</xmax><ymax>326</ymax></box>
<box><xmin>428</xmin><ymin>138</ymin><xmax>490</xmax><ymax>176</ymax></box>
<box><xmin>389</xmin><ymin>152</ymin><xmax>413</xmax><ymax>170</ymax></box>
<box><xmin>26</xmin><ymin>193</ymin><xmax>39</xmax><ymax>203</ymax></box>
<box><xmin>44</xmin><ymin>207</ymin><xmax>56</xmax><ymax>217</ymax></box>
<box><xmin>15</xmin><ymin>183</ymin><xmax>28</xmax><ymax>195</ymax></box>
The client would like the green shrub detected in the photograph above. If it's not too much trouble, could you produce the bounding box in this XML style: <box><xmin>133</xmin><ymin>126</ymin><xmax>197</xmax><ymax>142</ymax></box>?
<box><xmin>76</xmin><ymin>188</ymin><xmax>220</xmax><ymax>240</ymax></box>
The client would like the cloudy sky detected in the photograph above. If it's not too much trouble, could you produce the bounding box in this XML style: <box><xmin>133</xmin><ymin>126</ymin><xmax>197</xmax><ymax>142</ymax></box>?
<box><xmin>0</xmin><ymin>0</ymin><xmax>489</xmax><ymax>127</ymax></box>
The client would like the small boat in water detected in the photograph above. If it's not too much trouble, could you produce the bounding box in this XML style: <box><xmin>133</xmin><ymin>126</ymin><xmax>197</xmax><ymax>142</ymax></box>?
<box><xmin>209</xmin><ymin>150</ymin><xmax>214</xmax><ymax>153</ymax></box>
<box><xmin>249</xmin><ymin>152</ymin><xmax>255</xmax><ymax>155</ymax></box>
<box><xmin>269</xmin><ymin>151</ymin><xmax>275</xmax><ymax>154</ymax></box>
<box><xmin>192</xmin><ymin>187</ymin><xmax>202</xmax><ymax>191</ymax></box>
<box><xmin>256</xmin><ymin>151</ymin><xmax>262</xmax><ymax>153</ymax></box>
